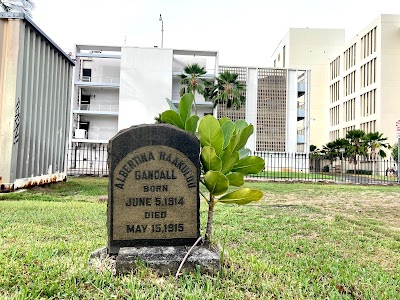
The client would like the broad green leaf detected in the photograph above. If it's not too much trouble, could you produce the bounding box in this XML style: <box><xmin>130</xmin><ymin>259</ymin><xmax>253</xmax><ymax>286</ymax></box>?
<box><xmin>161</xmin><ymin>110</ymin><xmax>184</xmax><ymax>129</ymax></box>
<box><xmin>185</xmin><ymin>115</ymin><xmax>199</xmax><ymax>133</ymax></box>
<box><xmin>218</xmin><ymin>188</ymin><xmax>263</xmax><ymax>205</ymax></box>
<box><xmin>235</xmin><ymin>119</ymin><xmax>248</xmax><ymax>131</ymax></box>
<box><xmin>204</xmin><ymin>171</ymin><xmax>229</xmax><ymax>196</ymax></box>
<box><xmin>221</xmin><ymin>151</ymin><xmax>239</xmax><ymax>174</ymax></box>
<box><xmin>221</xmin><ymin>120</ymin><xmax>235</xmax><ymax>149</ymax></box>
<box><xmin>219</xmin><ymin>116</ymin><xmax>231</xmax><ymax>127</ymax></box>
<box><xmin>178</xmin><ymin>93</ymin><xmax>194</xmax><ymax>124</ymax></box>
<box><xmin>201</xmin><ymin>146</ymin><xmax>222</xmax><ymax>172</ymax></box>
<box><xmin>239</xmin><ymin>148</ymin><xmax>251</xmax><ymax>159</ymax></box>
<box><xmin>232</xmin><ymin>156</ymin><xmax>265</xmax><ymax>175</ymax></box>
<box><xmin>198</xmin><ymin>115</ymin><xmax>224</xmax><ymax>155</ymax></box>
<box><xmin>166</xmin><ymin>98</ymin><xmax>179</xmax><ymax>114</ymax></box>
<box><xmin>226</xmin><ymin>172</ymin><xmax>244</xmax><ymax>187</ymax></box>
<box><xmin>220</xmin><ymin>133</ymin><xmax>241</xmax><ymax>165</ymax></box>
<box><xmin>234</xmin><ymin>125</ymin><xmax>254</xmax><ymax>151</ymax></box>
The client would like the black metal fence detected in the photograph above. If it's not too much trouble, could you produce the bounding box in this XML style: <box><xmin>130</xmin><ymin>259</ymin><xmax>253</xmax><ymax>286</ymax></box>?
<box><xmin>67</xmin><ymin>145</ymin><xmax>399</xmax><ymax>184</ymax></box>
<box><xmin>248</xmin><ymin>152</ymin><xmax>399</xmax><ymax>184</ymax></box>
<box><xmin>67</xmin><ymin>144</ymin><xmax>109</xmax><ymax>176</ymax></box>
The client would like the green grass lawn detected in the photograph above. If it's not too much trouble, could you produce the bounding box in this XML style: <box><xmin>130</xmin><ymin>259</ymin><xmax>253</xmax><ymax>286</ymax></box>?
<box><xmin>1</xmin><ymin>178</ymin><xmax>400</xmax><ymax>299</ymax></box>
<box><xmin>252</xmin><ymin>170</ymin><xmax>336</xmax><ymax>180</ymax></box>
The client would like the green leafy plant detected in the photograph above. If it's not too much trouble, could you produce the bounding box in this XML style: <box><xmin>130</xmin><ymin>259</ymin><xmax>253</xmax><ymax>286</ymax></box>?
<box><xmin>161</xmin><ymin>94</ymin><xmax>265</xmax><ymax>242</ymax></box>
<box><xmin>160</xmin><ymin>94</ymin><xmax>199</xmax><ymax>133</ymax></box>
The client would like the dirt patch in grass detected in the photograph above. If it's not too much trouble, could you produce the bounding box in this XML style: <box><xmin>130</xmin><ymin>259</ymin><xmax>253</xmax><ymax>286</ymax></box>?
<box><xmin>262</xmin><ymin>191</ymin><xmax>400</xmax><ymax>230</ymax></box>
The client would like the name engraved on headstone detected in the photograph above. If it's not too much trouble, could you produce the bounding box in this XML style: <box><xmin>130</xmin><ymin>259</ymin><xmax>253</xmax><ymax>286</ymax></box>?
<box><xmin>112</xmin><ymin>145</ymin><xmax>198</xmax><ymax>241</ymax></box>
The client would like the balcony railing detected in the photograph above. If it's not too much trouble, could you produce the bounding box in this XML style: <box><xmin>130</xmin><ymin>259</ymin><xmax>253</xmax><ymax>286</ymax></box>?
<box><xmin>77</xmin><ymin>104</ymin><xmax>119</xmax><ymax>112</ymax></box>
<box><xmin>80</xmin><ymin>76</ymin><xmax>120</xmax><ymax>84</ymax></box>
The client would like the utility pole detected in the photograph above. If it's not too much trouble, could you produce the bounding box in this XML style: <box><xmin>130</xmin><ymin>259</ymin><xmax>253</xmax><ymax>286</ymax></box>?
<box><xmin>159</xmin><ymin>14</ymin><xmax>164</xmax><ymax>48</ymax></box>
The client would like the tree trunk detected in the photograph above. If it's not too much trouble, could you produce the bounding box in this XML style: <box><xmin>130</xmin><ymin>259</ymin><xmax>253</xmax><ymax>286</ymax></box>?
<box><xmin>204</xmin><ymin>197</ymin><xmax>215</xmax><ymax>243</ymax></box>
<box><xmin>372</xmin><ymin>160</ymin><xmax>375</xmax><ymax>177</ymax></box>
<box><xmin>193</xmin><ymin>101</ymin><xmax>197</xmax><ymax>116</ymax></box>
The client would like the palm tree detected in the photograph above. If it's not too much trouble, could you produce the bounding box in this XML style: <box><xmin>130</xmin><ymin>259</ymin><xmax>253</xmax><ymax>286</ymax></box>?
<box><xmin>309</xmin><ymin>145</ymin><xmax>321</xmax><ymax>172</ymax></box>
<box><xmin>346</xmin><ymin>129</ymin><xmax>367</xmax><ymax>174</ymax></box>
<box><xmin>365</xmin><ymin>132</ymin><xmax>390</xmax><ymax>159</ymax></box>
<box><xmin>179</xmin><ymin>63</ymin><xmax>211</xmax><ymax>115</ymax></box>
<box><xmin>365</xmin><ymin>131</ymin><xmax>390</xmax><ymax>175</ymax></box>
<box><xmin>212</xmin><ymin>71</ymin><xmax>246</xmax><ymax>109</ymax></box>
<box><xmin>321</xmin><ymin>141</ymin><xmax>338</xmax><ymax>172</ymax></box>
<box><xmin>1</xmin><ymin>0</ymin><xmax>35</xmax><ymax>18</ymax></box>
<box><xmin>332</xmin><ymin>138</ymin><xmax>350</xmax><ymax>174</ymax></box>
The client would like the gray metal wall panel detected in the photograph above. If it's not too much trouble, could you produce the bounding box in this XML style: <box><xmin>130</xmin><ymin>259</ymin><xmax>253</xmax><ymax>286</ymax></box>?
<box><xmin>12</xmin><ymin>20</ymin><xmax>73</xmax><ymax>182</ymax></box>
<box><xmin>36</xmin><ymin>38</ymin><xmax>45</xmax><ymax>175</ymax></box>
<box><xmin>15</xmin><ymin>24</ymin><xmax>31</xmax><ymax>179</ymax></box>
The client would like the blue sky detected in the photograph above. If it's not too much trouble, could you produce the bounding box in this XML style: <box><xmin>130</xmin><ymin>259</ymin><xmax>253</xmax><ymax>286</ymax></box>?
<box><xmin>33</xmin><ymin>0</ymin><xmax>400</xmax><ymax>66</ymax></box>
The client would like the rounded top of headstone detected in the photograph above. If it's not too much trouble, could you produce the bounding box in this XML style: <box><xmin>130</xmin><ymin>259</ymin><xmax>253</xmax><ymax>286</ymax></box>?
<box><xmin>108</xmin><ymin>124</ymin><xmax>199</xmax><ymax>164</ymax></box>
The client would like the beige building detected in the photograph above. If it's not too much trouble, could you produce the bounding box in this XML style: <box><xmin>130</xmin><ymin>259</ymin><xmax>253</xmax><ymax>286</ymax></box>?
<box><xmin>271</xmin><ymin>28</ymin><xmax>345</xmax><ymax>148</ymax></box>
<box><xmin>328</xmin><ymin>14</ymin><xmax>400</xmax><ymax>146</ymax></box>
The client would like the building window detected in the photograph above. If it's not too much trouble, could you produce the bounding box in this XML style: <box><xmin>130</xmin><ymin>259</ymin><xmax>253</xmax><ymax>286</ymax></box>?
<box><xmin>80</xmin><ymin>94</ymin><xmax>91</xmax><ymax>110</ymax></box>
<box><xmin>344</xmin><ymin>43</ymin><xmax>356</xmax><ymax>71</ymax></box>
<box><xmin>343</xmin><ymin>125</ymin><xmax>355</xmax><ymax>137</ymax></box>
<box><xmin>343</xmin><ymin>98</ymin><xmax>356</xmax><ymax>122</ymax></box>
<box><xmin>78</xmin><ymin>121</ymin><xmax>90</xmax><ymax>132</ymax></box>
<box><xmin>361</xmin><ymin>27</ymin><xmax>377</xmax><ymax>59</ymax></box>
<box><xmin>282</xmin><ymin>46</ymin><xmax>286</xmax><ymax>68</ymax></box>
<box><xmin>82</xmin><ymin>68</ymin><xmax>92</xmax><ymax>82</ymax></box>
<box><xmin>329</xmin><ymin>130</ymin><xmax>340</xmax><ymax>141</ymax></box>
<box><xmin>360</xmin><ymin>120</ymin><xmax>376</xmax><ymax>134</ymax></box>
<box><xmin>330</xmin><ymin>56</ymin><xmax>340</xmax><ymax>80</ymax></box>
<box><xmin>344</xmin><ymin>71</ymin><xmax>356</xmax><ymax>96</ymax></box>
<box><xmin>330</xmin><ymin>81</ymin><xmax>340</xmax><ymax>103</ymax></box>
<box><xmin>361</xmin><ymin>58</ymin><xmax>376</xmax><ymax>88</ymax></box>
<box><xmin>329</xmin><ymin>105</ymin><xmax>340</xmax><ymax>126</ymax></box>
<box><xmin>360</xmin><ymin>89</ymin><xmax>376</xmax><ymax>117</ymax></box>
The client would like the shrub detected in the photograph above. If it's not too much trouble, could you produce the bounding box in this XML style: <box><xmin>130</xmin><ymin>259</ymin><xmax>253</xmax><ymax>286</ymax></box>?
<box><xmin>346</xmin><ymin>170</ymin><xmax>372</xmax><ymax>175</ymax></box>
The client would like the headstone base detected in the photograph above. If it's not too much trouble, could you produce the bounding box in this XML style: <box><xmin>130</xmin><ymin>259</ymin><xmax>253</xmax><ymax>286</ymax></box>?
<box><xmin>89</xmin><ymin>245</ymin><xmax>221</xmax><ymax>275</ymax></box>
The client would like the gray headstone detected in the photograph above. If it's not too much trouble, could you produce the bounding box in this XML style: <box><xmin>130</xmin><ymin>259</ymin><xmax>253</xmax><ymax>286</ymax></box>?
<box><xmin>107</xmin><ymin>124</ymin><xmax>200</xmax><ymax>254</ymax></box>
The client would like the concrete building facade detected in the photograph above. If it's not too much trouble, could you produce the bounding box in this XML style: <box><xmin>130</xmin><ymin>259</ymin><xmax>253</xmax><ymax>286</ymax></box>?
<box><xmin>328</xmin><ymin>14</ymin><xmax>400</xmax><ymax>146</ymax></box>
<box><xmin>271</xmin><ymin>28</ymin><xmax>345</xmax><ymax>148</ymax></box>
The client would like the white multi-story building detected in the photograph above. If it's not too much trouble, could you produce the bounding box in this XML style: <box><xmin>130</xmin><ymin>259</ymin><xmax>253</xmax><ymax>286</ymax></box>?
<box><xmin>328</xmin><ymin>14</ymin><xmax>400</xmax><ymax>146</ymax></box>
<box><xmin>271</xmin><ymin>28</ymin><xmax>345</xmax><ymax>148</ymax></box>
<box><xmin>69</xmin><ymin>45</ymin><xmax>310</xmax><ymax>174</ymax></box>
<box><xmin>71</xmin><ymin>45</ymin><xmax>121</xmax><ymax>144</ymax></box>
<box><xmin>71</xmin><ymin>45</ymin><xmax>217</xmax><ymax>144</ymax></box>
